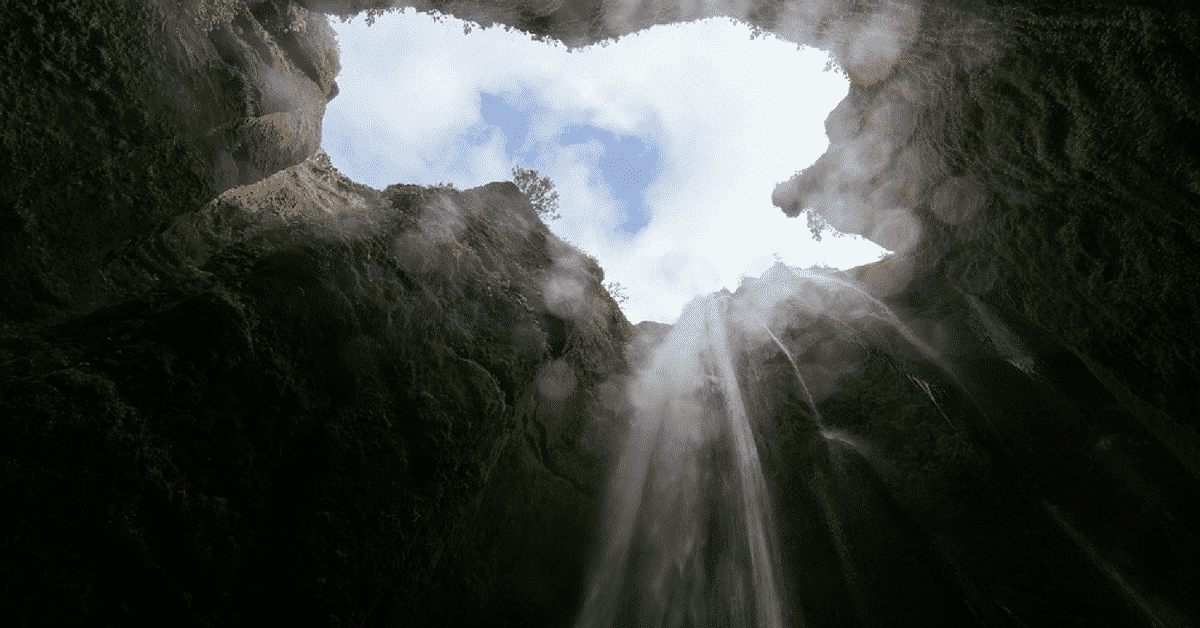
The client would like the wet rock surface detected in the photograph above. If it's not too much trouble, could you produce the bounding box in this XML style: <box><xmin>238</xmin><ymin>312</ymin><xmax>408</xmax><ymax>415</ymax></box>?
<box><xmin>607</xmin><ymin>263</ymin><xmax>1199</xmax><ymax>628</ymax></box>
<box><xmin>729</xmin><ymin>268</ymin><xmax>1200</xmax><ymax>628</ymax></box>
<box><xmin>898</xmin><ymin>0</ymin><xmax>1200</xmax><ymax>489</ymax></box>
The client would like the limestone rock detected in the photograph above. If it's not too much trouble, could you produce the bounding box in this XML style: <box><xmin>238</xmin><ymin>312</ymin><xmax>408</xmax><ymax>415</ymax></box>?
<box><xmin>1</xmin><ymin>149</ymin><xmax>634</xmax><ymax>626</ymax></box>
<box><xmin>0</xmin><ymin>0</ymin><xmax>341</xmax><ymax>322</ymax></box>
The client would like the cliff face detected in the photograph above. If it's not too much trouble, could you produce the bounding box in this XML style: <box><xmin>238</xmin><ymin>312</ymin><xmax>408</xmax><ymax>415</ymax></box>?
<box><xmin>0</xmin><ymin>0</ymin><xmax>338</xmax><ymax>321</ymax></box>
<box><xmin>732</xmin><ymin>264</ymin><xmax>1200</xmax><ymax>627</ymax></box>
<box><xmin>1</xmin><ymin>0</ymin><xmax>1198</xmax><ymax>627</ymax></box>
<box><xmin>1</xmin><ymin>148</ymin><xmax>634</xmax><ymax>625</ymax></box>
<box><xmin>607</xmin><ymin>260</ymin><xmax>1200</xmax><ymax>628</ymax></box>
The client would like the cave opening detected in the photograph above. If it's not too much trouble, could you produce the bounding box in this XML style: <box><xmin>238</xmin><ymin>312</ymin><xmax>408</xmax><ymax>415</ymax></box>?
<box><xmin>320</xmin><ymin>7</ymin><xmax>894</xmax><ymax>325</ymax></box>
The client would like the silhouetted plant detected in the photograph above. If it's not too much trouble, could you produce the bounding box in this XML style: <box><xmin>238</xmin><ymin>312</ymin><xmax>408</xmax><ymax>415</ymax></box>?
<box><xmin>604</xmin><ymin>281</ymin><xmax>629</xmax><ymax>306</ymax></box>
<box><xmin>805</xmin><ymin>209</ymin><xmax>849</xmax><ymax>242</ymax></box>
<box><xmin>823</xmin><ymin>58</ymin><xmax>850</xmax><ymax>79</ymax></box>
<box><xmin>512</xmin><ymin>165</ymin><xmax>562</xmax><ymax>221</ymax></box>
<box><xmin>333</xmin><ymin>3</ymin><xmax>393</xmax><ymax>26</ymax></box>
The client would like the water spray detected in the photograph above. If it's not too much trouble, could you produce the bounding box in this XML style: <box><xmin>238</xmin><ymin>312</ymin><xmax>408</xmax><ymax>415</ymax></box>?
<box><xmin>787</xmin><ymin>268</ymin><xmax>941</xmax><ymax>362</ymax></box>
<box><xmin>576</xmin><ymin>294</ymin><xmax>787</xmax><ymax>628</ymax></box>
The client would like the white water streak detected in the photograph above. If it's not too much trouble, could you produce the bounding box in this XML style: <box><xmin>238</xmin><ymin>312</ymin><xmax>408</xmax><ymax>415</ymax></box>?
<box><xmin>756</xmin><ymin>315</ymin><xmax>824</xmax><ymax>429</ymax></box>
<box><xmin>576</xmin><ymin>406</ymin><xmax>664</xmax><ymax>628</ymax></box>
<box><xmin>577</xmin><ymin>294</ymin><xmax>785</xmax><ymax>628</ymax></box>
<box><xmin>788</xmin><ymin>268</ymin><xmax>940</xmax><ymax>362</ymax></box>
<box><xmin>1041</xmin><ymin>500</ymin><xmax>1190</xmax><ymax>628</ymax></box>
<box><xmin>712</xmin><ymin>297</ymin><xmax>784</xmax><ymax>628</ymax></box>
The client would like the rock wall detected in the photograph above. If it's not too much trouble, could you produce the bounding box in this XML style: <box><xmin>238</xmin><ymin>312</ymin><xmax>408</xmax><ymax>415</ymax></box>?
<box><xmin>730</xmin><ymin>265</ymin><xmax>1200</xmax><ymax>628</ymax></box>
<box><xmin>0</xmin><ymin>0</ymin><xmax>338</xmax><ymax>322</ymax></box>
<box><xmin>0</xmin><ymin>2</ymin><xmax>641</xmax><ymax>626</ymax></box>
<box><xmin>897</xmin><ymin>2</ymin><xmax>1200</xmax><ymax>488</ymax></box>
<box><xmin>1</xmin><ymin>148</ymin><xmax>634</xmax><ymax>625</ymax></box>
<box><xmin>617</xmin><ymin>264</ymin><xmax>1200</xmax><ymax>627</ymax></box>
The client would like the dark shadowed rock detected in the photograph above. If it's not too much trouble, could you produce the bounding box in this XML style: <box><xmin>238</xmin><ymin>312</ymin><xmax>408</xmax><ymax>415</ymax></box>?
<box><xmin>726</xmin><ymin>265</ymin><xmax>1200</xmax><ymax>628</ymax></box>
<box><xmin>0</xmin><ymin>0</ymin><xmax>339</xmax><ymax>323</ymax></box>
<box><xmin>1</xmin><ymin>145</ymin><xmax>633</xmax><ymax>626</ymax></box>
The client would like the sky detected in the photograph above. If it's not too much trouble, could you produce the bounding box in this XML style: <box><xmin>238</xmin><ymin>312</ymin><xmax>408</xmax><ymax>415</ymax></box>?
<box><xmin>321</xmin><ymin>8</ymin><xmax>891</xmax><ymax>325</ymax></box>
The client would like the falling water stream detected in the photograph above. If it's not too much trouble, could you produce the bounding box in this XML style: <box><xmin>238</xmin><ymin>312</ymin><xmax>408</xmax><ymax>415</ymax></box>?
<box><xmin>711</xmin><ymin>296</ymin><xmax>785</xmax><ymax>628</ymax></box>
<box><xmin>574</xmin><ymin>263</ymin><xmax>1191</xmax><ymax>628</ymax></box>
<box><xmin>575</xmin><ymin>294</ymin><xmax>785</xmax><ymax>628</ymax></box>
<box><xmin>575</xmin><ymin>265</ymin><xmax>941</xmax><ymax>628</ymax></box>
<box><xmin>754</xmin><ymin>318</ymin><xmax>823</xmax><ymax>430</ymax></box>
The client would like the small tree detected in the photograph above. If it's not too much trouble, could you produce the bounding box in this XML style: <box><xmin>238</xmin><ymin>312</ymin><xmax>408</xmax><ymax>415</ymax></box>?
<box><xmin>336</xmin><ymin>4</ymin><xmax>392</xmax><ymax>26</ymax></box>
<box><xmin>605</xmin><ymin>281</ymin><xmax>629</xmax><ymax>306</ymax></box>
<box><xmin>512</xmin><ymin>165</ymin><xmax>562</xmax><ymax>221</ymax></box>
<box><xmin>805</xmin><ymin>209</ymin><xmax>849</xmax><ymax>242</ymax></box>
<box><xmin>823</xmin><ymin>58</ymin><xmax>849</xmax><ymax>79</ymax></box>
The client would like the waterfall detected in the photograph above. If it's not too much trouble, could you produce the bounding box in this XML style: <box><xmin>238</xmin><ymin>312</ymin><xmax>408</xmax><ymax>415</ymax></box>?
<box><xmin>575</xmin><ymin>294</ymin><xmax>784</xmax><ymax>628</ymax></box>
<box><xmin>576</xmin><ymin>261</ymin><xmax>1198</xmax><ymax>628</ymax></box>
<box><xmin>711</xmin><ymin>296</ymin><xmax>785</xmax><ymax>628</ymax></box>
<box><xmin>574</xmin><ymin>265</ymin><xmax>946</xmax><ymax>628</ymax></box>
<box><xmin>784</xmin><ymin>268</ymin><xmax>940</xmax><ymax>364</ymax></box>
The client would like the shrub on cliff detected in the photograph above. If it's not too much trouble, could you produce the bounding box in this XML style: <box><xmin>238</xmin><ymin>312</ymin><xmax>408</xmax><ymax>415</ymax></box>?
<box><xmin>512</xmin><ymin>165</ymin><xmax>562</xmax><ymax>221</ymax></box>
<box><xmin>604</xmin><ymin>281</ymin><xmax>628</xmax><ymax>306</ymax></box>
<box><xmin>805</xmin><ymin>208</ymin><xmax>849</xmax><ymax>242</ymax></box>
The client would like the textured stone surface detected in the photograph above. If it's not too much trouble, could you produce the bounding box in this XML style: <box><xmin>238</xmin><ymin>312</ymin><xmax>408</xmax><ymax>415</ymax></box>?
<box><xmin>898</xmin><ymin>2</ymin><xmax>1200</xmax><ymax>486</ymax></box>
<box><xmin>1</xmin><ymin>149</ymin><xmax>633</xmax><ymax>625</ymax></box>
<box><xmin>719</xmin><ymin>265</ymin><xmax>1200</xmax><ymax>628</ymax></box>
<box><xmin>0</xmin><ymin>0</ymin><xmax>339</xmax><ymax>322</ymax></box>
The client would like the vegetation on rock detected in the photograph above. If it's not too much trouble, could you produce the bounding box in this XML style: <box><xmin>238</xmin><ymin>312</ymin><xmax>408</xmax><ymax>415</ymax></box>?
<box><xmin>512</xmin><ymin>164</ymin><xmax>562</xmax><ymax>221</ymax></box>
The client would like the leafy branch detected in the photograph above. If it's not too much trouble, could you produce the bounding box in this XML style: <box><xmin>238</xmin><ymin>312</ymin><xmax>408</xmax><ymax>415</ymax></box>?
<box><xmin>604</xmin><ymin>281</ymin><xmax>628</xmax><ymax>306</ymax></box>
<box><xmin>512</xmin><ymin>165</ymin><xmax>562</xmax><ymax>221</ymax></box>
<box><xmin>823</xmin><ymin>58</ymin><xmax>849</xmax><ymax>79</ymax></box>
<box><xmin>805</xmin><ymin>209</ymin><xmax>849</xmax><ymax>242</ymax></box>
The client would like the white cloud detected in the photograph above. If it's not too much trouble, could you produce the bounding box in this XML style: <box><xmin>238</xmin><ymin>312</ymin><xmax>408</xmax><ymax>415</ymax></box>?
<box><xmin>323</xmin><ymin>8</ymin><xmax>889</xmax><ymax>325</ymax></box>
